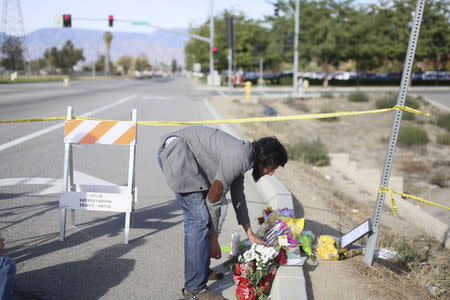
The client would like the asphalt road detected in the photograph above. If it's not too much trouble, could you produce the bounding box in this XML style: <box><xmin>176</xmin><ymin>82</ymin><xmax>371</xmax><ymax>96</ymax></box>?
<box><xmin>0</xmin><ymin>77</ymin><xmax>233</xmax><ymax>300</ymax></box>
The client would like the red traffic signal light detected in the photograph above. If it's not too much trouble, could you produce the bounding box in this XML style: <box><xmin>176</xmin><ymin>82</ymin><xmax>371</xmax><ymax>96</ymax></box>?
<box><xmin>63</xmin><ymin>14</ymin><xmax>72</xmax><ymax>28</ymax></box>
<box><xmin>108</xmin><ymin>15</ymin><xmax>114</xmax><ymax>27</ymax></box>
<box><xmin>212</xmin><ymin>46</ymin><xmax>217</xmax><ymax>53</ymax></box>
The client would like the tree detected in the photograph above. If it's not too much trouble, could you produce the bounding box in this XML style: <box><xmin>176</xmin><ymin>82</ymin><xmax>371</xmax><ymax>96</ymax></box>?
<box><xmin>299</xmin><ymin>0</ymin><xmax>355</xmax><ymax>84</ymax></box>
<box><xmin>185</xmin><ymin>11</ymin><xmax>271</xmax><ymax>72</ymax></box>
<box><xmin>134</xmin><ymin>54</ymin><xmax>151</xmax><ymax>71</ymax></box>
<box><xmin>95</xmin><ymin>55</ymin><xmax>114</xmax><ymax>73</ymax></box>
<box><xmin>59</xmin><ymin>40</ymin><xmax>84</xmax><ymax>74</ymax></box>
<box><xmin>43</xmin><ymin>40</ymin><xmax>84</xmax><ymax>74</ymax></box>
<box><xmin>416</xmin><ymin>0</ymin><xmax>450</xmax><ymax>71</ymax></box>
<box><xmin>103</xmin><ymin>31</ymin><xmax>113</xmax><ymax>75</ymax></box>
<box><xmin>0</xmin><ymin>35</ymin><xmax>25</xmax><ymax>71</ymax></box>
<box><xmin>44</xmin><ymin>46</ymin><xmax>59</xmax><ymax>71</ymax></box>
<box><xmin>116</xmin><ymin>55</ymin><xmax>133</xmax><ymax>75</ymax></box>
<box><xmin>347</xmin><ymin>5</ymin><xmax>382</xmax><ymax>73</ymax></box>
<box><xmin>171</xmin><ymin>59</ymin><xmax>178</xmax><ymax>73</ymax></box>
<box><xmin>29</xmin><ymin>58</ymin><xmax>47</xmax><ymax>73</ymax></box>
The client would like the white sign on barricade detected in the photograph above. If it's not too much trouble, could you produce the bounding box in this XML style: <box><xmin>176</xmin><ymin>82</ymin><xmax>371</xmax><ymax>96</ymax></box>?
<box><xmin>60</xmin><ymin>191</ymin><xmax>132</xmax><ymax>212</ymax></box>
<box><xmin>59</xmin><ymin>106</ymin><xmax>137</xmax><ymax>244</ymax></box>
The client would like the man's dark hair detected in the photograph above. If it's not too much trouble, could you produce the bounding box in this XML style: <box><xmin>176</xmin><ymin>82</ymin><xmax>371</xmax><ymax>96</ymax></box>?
<box><xmin>251</xmin><ymin>137</ymin><xmax>288</xmax><ymax>168</ymax></box>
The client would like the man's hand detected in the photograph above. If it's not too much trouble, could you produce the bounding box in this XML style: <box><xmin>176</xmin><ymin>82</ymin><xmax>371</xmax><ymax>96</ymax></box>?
<box><xmin>242</xmin><ymin>224</ymin><xmax>269</xmax><ymax>246</ymax></box>
<box><xmin>209</xmin><ymin>232</ymin><xmax>222</xmax><ymax>259</ymax></box>
<box><xmin>248</xmin><ymin>231</ymin><xmax>269</xmax><ymax>246</ymax></box>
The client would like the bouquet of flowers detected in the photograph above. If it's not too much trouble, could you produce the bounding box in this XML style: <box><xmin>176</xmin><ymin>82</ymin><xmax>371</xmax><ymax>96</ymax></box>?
<box><xmin>315</xmin><ymin>235</ymin><xmax>364</xmax><ymax>261</ymax></box>
<box><xmin>233</xmin><ymin>244</ymin><xmax>287</xmax><ymax>300</ymax></box>
<box><xmin>257</xmin><ymin>207</ymin><xmax>305</xmax><ymax>247</ymax></box>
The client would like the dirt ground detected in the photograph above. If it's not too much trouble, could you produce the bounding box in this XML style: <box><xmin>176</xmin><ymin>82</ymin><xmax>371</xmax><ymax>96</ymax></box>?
<box><xmin>210</xmin><ymin>93</ymin><xmax>449</xmax><ymax>300</ymax></box>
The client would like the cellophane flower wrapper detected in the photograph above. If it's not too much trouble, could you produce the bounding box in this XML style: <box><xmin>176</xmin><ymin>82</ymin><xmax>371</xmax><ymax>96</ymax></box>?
<box><xmin>299</xmin><ymin>231</ymin><xmax>316</xmax><ymax>262</ymax></box>
<box><xmin>257</xmin><ymin>208</ymin><xmax>305</xmax><ymax>247</ymax></box>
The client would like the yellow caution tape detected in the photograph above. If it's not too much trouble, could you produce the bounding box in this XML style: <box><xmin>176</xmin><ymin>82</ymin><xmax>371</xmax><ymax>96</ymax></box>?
<box><xmin>0</xmin><ymin>105</ymin><xmax>431</xmax><ymax>125</ymax></box>
<box><xmin>0</xmin><ymin>116</ymin><xmax>67</xmax><ymax>123</ymax></box>
<box><xmin>393</xmin><ymin>105</ymin><xmax>432</xmax><ymax>117</ymax></box>
<box><xmin>379</xmin><ymin>185</ymin><xmax>450</xmax><ymax>215</ymax></box>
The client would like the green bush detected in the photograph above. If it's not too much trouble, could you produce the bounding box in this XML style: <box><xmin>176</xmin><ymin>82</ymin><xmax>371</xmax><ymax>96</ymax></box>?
<box><xmin>437</xmin><ymin>113</ymin><xmax>450</xmax><ymax>131</ymax></box>
<box><xmin>287</xmin><ymin>139</ymin><xmax>330</xmax><ymax>166</ymax></box>
<box><xmin>348</xmin><ymin>91</ymin><xmax>369</xmax><ymax>102</ymax></box>
<box><xmin>375</xmin><ymin>93</ymin><xmax>421</xmax><ymax>109</ymax></box>
<box><xmin>279</xmin><ymin>77</ymin><xmax>292</xmax><ymax>86</ymax></box>
<box><xmin>319</xmin><ymin>108</ymin><xmax>339</xmax><ymax>122</ymax></box>
<box><xmin>437</xmin><ymin>133</ymin><xmax>450</xmax><ymax>145</ymax></box>
<box><xmin>283</xmin><ymin>97</ymin><xmax>296</xmax><ymax>105</ymax></box>
<box><xmin>398</xmin><ymin>126</ymin><xmax>429</xmax><ymax>145</ymax></box>
<box><xmin>321</xmin><ymin>92</ymin><xmax>334</xmax><ymax>99</ymax></box>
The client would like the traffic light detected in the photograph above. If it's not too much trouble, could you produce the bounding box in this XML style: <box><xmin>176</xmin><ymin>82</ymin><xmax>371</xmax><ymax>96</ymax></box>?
<box><xmin>62</xmin><ymin>14</ymin><xmax>72</xmax><ymax>28</ymax></box>
<box><xmin>108</xmin><ymin>15</ymin><xmax>114</xmax><ymax>27</ymax></box>
<box><xmin>226</xmin><ymin>17</ymin><xmax>234</xmax><ymax>49</ymax></box>
<box><xmin>212</xmin><ymin>46</ymin><xmax>218</xmax><ymax>66</ymax></box>
<box><xmin>285</xmin><ymin>34</ymin><xmax>294</xmax><ymax>49</ymax></box>
<box><xmin>274</xmin><ymin>3</ymin><xmax>280</xmax><ymax>17</ymax></box>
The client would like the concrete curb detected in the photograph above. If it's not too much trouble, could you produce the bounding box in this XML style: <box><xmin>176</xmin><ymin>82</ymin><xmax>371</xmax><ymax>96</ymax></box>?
<box><xmin>204</xmin><ymin>98</ymin><xmax>308</xmax><ymax>300</ymax></box>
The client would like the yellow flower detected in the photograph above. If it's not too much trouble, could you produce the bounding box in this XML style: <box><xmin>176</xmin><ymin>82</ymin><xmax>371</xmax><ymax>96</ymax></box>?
<box><xmin>317</xmin><ymin>235</ymin><xmax>336</xmax><ymax>245</ymax></box>
<box><xmin>315</xmin><ymin>235</ymin><xmax>339</xmax><ymax>260</ymax></box>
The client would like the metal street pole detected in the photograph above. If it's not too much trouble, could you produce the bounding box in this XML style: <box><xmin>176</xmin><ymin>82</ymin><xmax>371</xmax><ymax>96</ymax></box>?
<box><xmin>258</xmin><ymin>56</ymin><xmax>264</xmax><ymax>92</ymax></box>
<box><xmin>292</xmin><ymin>0</ymin><xmax>300</xmax><ymax>94</ymax></box>
<box><xmin>209</xmin><ymin>0</ymin><xmax>214</xmax><ymax>85</ymax></box>
<box><xmin>364</xmin><ymin>0</ymin><xmax>425</xmax><ymax>266</ymax></box>
<box><xmin>228</xmin><ymin>48</ymin><xmax>232</xmax><ymax>96</ymax></box>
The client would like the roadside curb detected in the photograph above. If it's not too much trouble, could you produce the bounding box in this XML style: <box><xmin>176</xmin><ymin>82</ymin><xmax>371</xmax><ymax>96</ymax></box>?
<box><xmin>204</xmin><ymin>98</ymin><xmax>308</xmax><ymax>300</ymax></box>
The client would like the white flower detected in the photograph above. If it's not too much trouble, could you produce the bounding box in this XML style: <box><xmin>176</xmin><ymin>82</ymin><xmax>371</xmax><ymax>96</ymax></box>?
<box><xmin>239</xmin><ymin>243</ymin><xmax>279</xmax><ymax>263</ymax></box>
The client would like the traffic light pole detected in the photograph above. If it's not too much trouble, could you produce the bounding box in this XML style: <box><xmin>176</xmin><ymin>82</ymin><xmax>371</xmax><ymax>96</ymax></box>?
<box><xmin>228</xmin><ymin>48</ymin><xmax>232</xmax><ymax>96</ymax></box>
<box><xmin>292</xmin><ymin>0</ymin><xmax>300</xmax><ymax>94</ymax></box>
<box><xmin>209</xmin><ymin>0</ymin><xmax>215</xmax><ymax>84</ymax></box>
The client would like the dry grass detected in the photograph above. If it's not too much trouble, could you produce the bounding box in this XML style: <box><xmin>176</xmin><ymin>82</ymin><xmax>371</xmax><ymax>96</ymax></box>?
<box><xmin>400</xmin><ymin>159</ymin><xmax>431</xmax><ymax>175</ymax></box>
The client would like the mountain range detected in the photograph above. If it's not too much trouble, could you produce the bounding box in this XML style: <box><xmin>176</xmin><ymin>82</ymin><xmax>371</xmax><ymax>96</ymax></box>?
<box><xmin>24</xmin><ymin>27</ymin><xmax>189</xmax><ymax>66</ymax></box>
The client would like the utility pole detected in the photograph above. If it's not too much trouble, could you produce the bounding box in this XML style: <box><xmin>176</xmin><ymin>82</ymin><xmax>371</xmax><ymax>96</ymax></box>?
<box><xmin>292</xmin><ymin>0</ymin><xmax>300</xmax><ymax>94</ymax></box>
<box><xmin>258</xmin><ymin>56</ymin><xmax>264</xmax><ymax>93</ymax></box>
<box><xmin>227</xmin><ymin>17</ymin><xmax>234</xmax><ymax>97</ymax></box>
<box><xmin>209</xmin><ymin>0</ymin><xmax>215</xmax><ymax>85</ymax></box>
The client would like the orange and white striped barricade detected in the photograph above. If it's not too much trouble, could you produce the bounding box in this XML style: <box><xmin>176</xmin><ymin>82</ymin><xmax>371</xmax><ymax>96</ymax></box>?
<box><xmin>59</xmin><ymin>106</ymin><xmax>137</xmax><ymax>244</ymax></box>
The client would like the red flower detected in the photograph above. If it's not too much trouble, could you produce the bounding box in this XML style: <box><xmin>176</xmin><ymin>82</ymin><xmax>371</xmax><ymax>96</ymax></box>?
<box><xmin>276</xmin><ymin>248</ymin><xmax>287</xmax><ymax>265</ymax></box>
<box><xmin>236</xmin><ymin>285</ymin><xmax>256</xmax><ymax>300</ymax></box>
<box><xmin>257</xmin><ymin>216</ymin><xmax>265</xmax><ymax>225</ymax></box>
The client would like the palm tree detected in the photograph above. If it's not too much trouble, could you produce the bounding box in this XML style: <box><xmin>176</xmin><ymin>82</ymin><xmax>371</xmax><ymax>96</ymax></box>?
<box><xmin>103</xmin><ymin>31</ymin><xmax>113</xmax><ymax>75</ymax></box>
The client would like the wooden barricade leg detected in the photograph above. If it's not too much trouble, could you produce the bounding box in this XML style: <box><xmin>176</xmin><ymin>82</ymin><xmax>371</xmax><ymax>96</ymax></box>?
<box><xmin>60</xmin><ymin>106</ymin><xmax>73</xmax><ymax>241</ymax></box>
<box><xmin>127</xmin><ymin>109</ymin><xmax>137</xmax><ymax>242</ymax></box>
<box><xmin>59</xmin><ymin>139</ymin><xmax>72</xmax><ymax>241</ymax></box>
<box><xmin>69</xmin><ymin>145</ymin><xmax>76</xmax><ymax>225</ymax></box>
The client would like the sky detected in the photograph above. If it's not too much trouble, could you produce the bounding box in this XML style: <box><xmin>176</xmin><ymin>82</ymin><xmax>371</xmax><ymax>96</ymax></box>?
<box><xmin>19</xmin><ymin>0</ymin><xmax>377</xmax><ymax>34</ymax></box>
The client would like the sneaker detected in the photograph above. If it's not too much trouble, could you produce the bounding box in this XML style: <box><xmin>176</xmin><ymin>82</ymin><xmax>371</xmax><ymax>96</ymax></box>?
<box><xmin>208</xmin><ymin>269</ymin><xmax>224</xmax><ymax>281</ymax></box>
